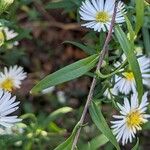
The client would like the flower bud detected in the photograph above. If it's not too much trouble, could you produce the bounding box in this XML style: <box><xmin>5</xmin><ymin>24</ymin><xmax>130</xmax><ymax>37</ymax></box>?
<box><xmin>0</xmin><ymin>0</ymin><xmax>14</xmax><ymax>14</ymax></box>
<box><xmin>0</xmin><ymin>29</ymin><xmax>5</xmax><ymax>46</ymax></box>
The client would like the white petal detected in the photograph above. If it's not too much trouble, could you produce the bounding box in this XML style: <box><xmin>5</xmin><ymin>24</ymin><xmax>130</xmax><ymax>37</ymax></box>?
<box><xmin>131</xmin><ymin>94</ymin><xmax>138</xmax><ymax>109</ymax></box>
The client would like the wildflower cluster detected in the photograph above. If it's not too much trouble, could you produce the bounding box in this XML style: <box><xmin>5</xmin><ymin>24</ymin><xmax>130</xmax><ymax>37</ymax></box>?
<box><xmin>0</xmin><ymin>0</ymin><xmax>149</xmax><ymax>148</ymax></box>
<box><xmin>0</xmin><ymin>26</ymin><xmax>19</xmax><ymax>48</ymax></box>
<box><xmin>0</xmin><ymin>0</ymin><xmax>27</xmax><ymax>132</ymax></box>
<box><xmin>0</xmin><ymin>66</ymin><xmax>27</xmax><ymax>130</ymax></box>
<box><xmin>79</xmin><ymin>0</ymin><xmax>150</xmax><ymax>146</ymax></box>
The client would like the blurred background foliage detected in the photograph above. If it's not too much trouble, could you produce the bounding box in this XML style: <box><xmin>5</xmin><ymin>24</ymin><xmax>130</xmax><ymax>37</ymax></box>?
<box><xmin>0</xmin><ymin>0</ymin><xmax>150</xmax><ymax>149</ymax></box>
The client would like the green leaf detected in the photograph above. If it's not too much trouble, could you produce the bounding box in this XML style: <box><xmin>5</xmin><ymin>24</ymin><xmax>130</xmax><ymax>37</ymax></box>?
<box><xmin>124</xmin><ymin>15</ymin><xmax>136</xmax><ymax>42</ymax></box>
<box><xmin>44</xmin><ymin>107</ymin><xmax>73</xmax><ymax>126</ymax></box>
<box><xmin>131</xmin><ymin>138</ymin><xmax>139</xmax><ymax>150</ymax></box>
<box><xmin>45</xmin><ymin>0</ymin><xmax>76</xmax><ymax>10</ymax></box>
<box><xmin>31</xmin><ymin>54</ymin><xmax>98</xmax><ymax>94</ymax></box>
<box><xmin>0</xmin><ymin>135</ymin><xmax>26</xmax><ymax>146</ymax></box>
<box><xmin>63</xmin><ymin>41</ymin><xmax>95</xmax><ymax>55</ymax></box>
<box><xmin>54</xmin><ymin>123</ymin><xmax>79</xmax><ymax>150</ymax></box>
<box><xmin>96</xmin><ymin>59</ymin><xmax>127</xmax><ymax>79</ymax></box>
<box><xmin>21</xmin><ymin>113</ymin><xmax>37</xmax><ymax>122</ymax></box>
<box><xmin>49</xmin><ymin>122</ymin><xmax>66</xmax><ymax>133</ymax></box>
<box><xmin>89</xmin><ymin>102</ymin><xmax>120</xmax><ymax>150</ymax></box>
<box><xmin>115</xmin><ymin>26</ymin><xmax>143</xmax><ymax>100</ymax></box>
<box><xmin>142</xmin><ymin>27</ymin><xmax>150</xmax><ymax>56</ymax></box>
<box><xmin>135</xmin><ymin>0</ymin><xmax>144</xmax><ymax>34</ymax></box>
<box><xmin>80</xmin><ymin>134</ymin><xmax>109</xmax><ymax>150</ymax></box>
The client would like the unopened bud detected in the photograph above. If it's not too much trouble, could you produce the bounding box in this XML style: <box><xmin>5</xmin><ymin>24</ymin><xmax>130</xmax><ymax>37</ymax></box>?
<box><xmin>0</xmin><ymin>0</ymin><xmax>14</xmax><ymax>14</ymax></box>
<box><xmin>0</xmin><ymin>30</ymin><xmax>5</xmax><ymax>46</ymax></box>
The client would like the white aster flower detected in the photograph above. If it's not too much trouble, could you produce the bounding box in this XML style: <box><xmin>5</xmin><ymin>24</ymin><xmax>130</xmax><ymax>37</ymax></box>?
<box><xmin>114</xmin><ymin>72</ymin><xmax>136</xmax><ymax>95</ymax></box>
<box><xmin>138</xmin><ymin>55</ymin><xmax>150</xmax><ymax>88</ymax></box>
<box><xmin>79</xmin><ymin>0</ymin><xmax>126</xmax><ymax>32</ymax></box>
<box><xmin>104</xmin><ymin>88</ymin><xmax>118</xmax><ymax>99</ymax></box>
<box><xmin>0</xmin><ymin>89</ymin><xmax>22</xmax><ymax>128</ymax></box>
<box><xmin>3</xmin><ymin>27</ymin><xmax>19</xmax><ymax>47</ymax></box>
<box><xmin>111</xmin><ymin>92</ymin><xmax>150</xmax><ymax>145</ymax></box>
<box><xmin>114</xmin><ymin>55</ymin><xmax>150</xmax><ymax>95</ymax></box>
<box><xmin>0</xmin><ymin>122</ymin><xmax>25</xmax><ymax>147</ymax></box>
<box><xmin>0</xmin><ymin>65</ymin><xmax>27</xmax><ymax>92</ymax></box>
<box><xmin>0</xmin><ymin>123</ymin><xmax>26</xmax><ymax>135</ymax></box>
<box><xmin>3</xmin><ymin>27</ymin><xmax>18</xmax><ymax>41</ymax></box>
<box><xmin>57</xmin><ymin>91</ymin><xmax>66</xmax><ymax>104</ymax></box>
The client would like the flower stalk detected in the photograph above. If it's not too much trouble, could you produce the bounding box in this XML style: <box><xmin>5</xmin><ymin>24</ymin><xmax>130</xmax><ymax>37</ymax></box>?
<box><xmin>71</xmin><ymin>1</ymin><xmax>119</xmax><ymax>149</ymax></box>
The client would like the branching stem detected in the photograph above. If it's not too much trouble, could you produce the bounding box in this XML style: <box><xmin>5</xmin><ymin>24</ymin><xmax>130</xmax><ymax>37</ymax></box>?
<box><xmin>71</xmin><ymin>1</ymin><xmax>119</xmax><ymax>150</ymax></box>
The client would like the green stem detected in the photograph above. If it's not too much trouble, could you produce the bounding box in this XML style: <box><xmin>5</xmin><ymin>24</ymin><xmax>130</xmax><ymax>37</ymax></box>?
<box><xmin>96</xmin><ymin>59</ymin><xmax>127</xmax><ymax>78</ymax></box>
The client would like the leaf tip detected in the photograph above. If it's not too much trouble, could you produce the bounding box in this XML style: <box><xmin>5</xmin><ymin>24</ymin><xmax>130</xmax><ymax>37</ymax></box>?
<box><xmin>30</xmin><ymin>88</ymin><xmax>38</xmax><ymax>95</ymax></box>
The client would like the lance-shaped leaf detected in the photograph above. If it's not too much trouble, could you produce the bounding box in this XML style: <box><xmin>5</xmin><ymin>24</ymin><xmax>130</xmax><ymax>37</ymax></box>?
<box><xmin>142</xmin><ymin>27</ymin><xmax>150</xmax><ymax>56</ymax></box>
<box><xmin>89</xmin><ymin>102</ymin><xmax>120</xmax><ymax>150</ymax></box>
<box><xmin>124</xmin><ymin>15</ymin><xmax>135</xmax><ymax>42</ymax></box>
<box><xmin>131</xmin><ymin>138</ymin><xmax>139</xmax><ymax>150</ymax></box>
<box><xmin>43</xmin><ymin>107</ymin><xmax>73</xmax><ymax>127</ymax></box>
<box><xmin>135</xmin><ymin>0</ymin><xmax>144</xmax><ymax>34</ymax></box>
<box><xmin>45</xmin><ymin>0</ymin><xmax>76</xmax><ymax>10</ymax></box>
<box><xmin>31</xmin><ymin>54</ymin><xmax>98</xmax><ymax>94</ymax></box>
<box><xmin>115</xmin><ymin>26</ymin><xmax>143</xmax><ymax>100</ymax></box>
<box><xmin>63</xmin><ymin>41</ymin><xmax>96</xmax><ymax>55</ymax></box>
<box><xmin>54</xmin><ymin>123</ymin><xmax>79</xmax><ymax>150</ymax></box>
<box><xmin>80</xmin><ymin>134</ymin><xmax>109</xmax><ymax>150</ymax></box>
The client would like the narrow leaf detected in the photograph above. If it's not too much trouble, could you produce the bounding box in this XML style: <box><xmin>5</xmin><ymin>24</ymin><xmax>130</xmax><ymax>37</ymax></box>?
<box><xmin>44</xmin><ymin>107</ymin><xmax>73</xmax><ymax>126</ymax></box>
<box><xmin>142</xmin><ymin>27</ymin><xmax>150</xmax><ymax>56</ymax></box>
<box><xmin>124</xmin><ymin>15</ymin><xmax>135</xmax><ymax>42</ymax></box>
<box><xmin>63</xmin><ymin>41</ymin><xmax>95</xmax><ymax>55</ymax></box>
<box><xmin>115</xmin><ymin>26</ymin><xmax>143</xmax><ymax>100</ymax></box>
<box><xmin>80</xmin><ymin>134</ymin><xmax>109</xmax><ymax>150</ymax></box>
<box><xmin>31</xmin><ymin>54</ymin><xmax>98</xmax><ymax>94</ymax></box>
<box><xmin>54</xmin><ymin>123</ymin><xmax>79</xmax><ymax>150</ymax></box>
<box><xmin>45</xmin><ymin>0</ymin><xmax>75</xmax><ymax>9</ymax></box>
<box><xmin>89</xmin><ymin>102</ymin><xmax>120</xmax><ymax>150</ymax></box>
<box><xmin>135</xmin><ymin>0</ymin><xmax>144</xmax><ymax>34</ymax></box>
<box><xmin>131</xmin><ymin>138</ymin><xmax>139</xmax><ymax>150</ymax></box>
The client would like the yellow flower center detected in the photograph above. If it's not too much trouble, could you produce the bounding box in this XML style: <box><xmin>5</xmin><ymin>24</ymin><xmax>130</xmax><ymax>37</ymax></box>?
<box><xmin>96</xmin><ymin>11</ymin><xmax>110</xmax><ymax>23</ymax></box>
<box><xmin>1</xmin><ymin>78</ymin><xmax>14</xmax><ymax>91</ymax></box>
<box><xmin>126</xmin><ymin>110</ymin><xmax>144</xmax><ymax>129</ymax></box>
<box><xmin>0</xmin><ymin>31</ymin><xmax>5</xmax><ymax>46</ymax></box>
<box><xmin>123</xmin><ymin>72</ymin><xmax>134</xmax><ymax>80</ymax></box>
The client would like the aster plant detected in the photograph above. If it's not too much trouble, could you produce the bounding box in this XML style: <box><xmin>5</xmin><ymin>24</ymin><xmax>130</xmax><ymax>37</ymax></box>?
<box><xmin>30</xmin><ymin>0</ymin><xmax>150</xmax><ymax>149</ymax></box>
<box><xmin>113</xmin><ymin>55</ymin><xmax>150</xmax><ymax>95</ymax></box>
<box><xmin>0</xmin><ymin>66</ymin><xmax>27</xmax><ymax>92</ymax></box>
<box><xmin>0</xmin><ymin>0</ymin><xmax>26</xmax><ymax>139</ymax></box>
<box><xmin>0</xmin><ymin>89</ymin><xmax>22</xmax><ymax>128</ymax></box>
<box><xmin>0</xmin><ymin>0</ymin><xmax>149</xmax><ymax>149</ymax></box>
<box><xmin>79</xmin><ymin>0</ymin><xmax>126</xmax><ymax>32</ymax></box>
<box><xmin>111</xmin><ymin>92</ymin><xmax>150</xmax><ymax>145</ymax></box>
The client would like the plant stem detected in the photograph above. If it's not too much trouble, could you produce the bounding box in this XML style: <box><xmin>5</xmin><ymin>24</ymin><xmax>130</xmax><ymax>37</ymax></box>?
<box><xmin>71</xmin><ymin>1</ymin><xmax>118</xmax><ymax>150</ymax></box>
